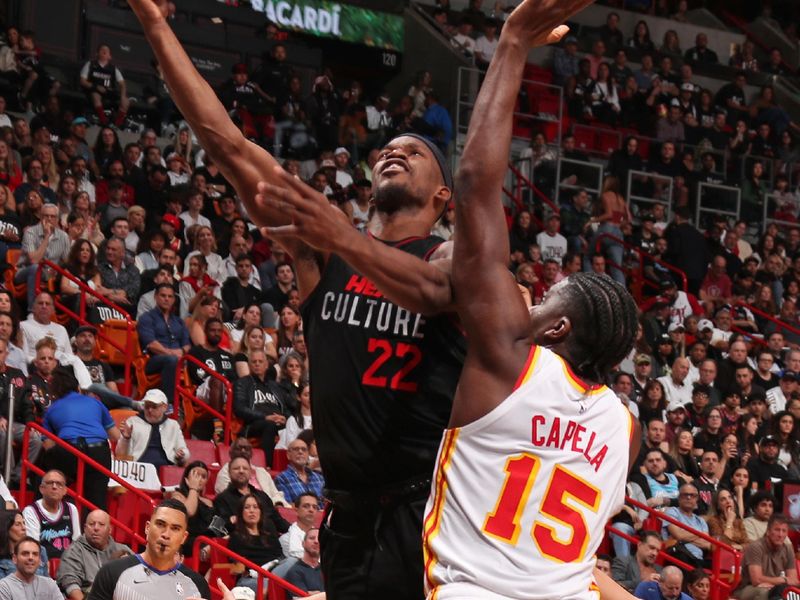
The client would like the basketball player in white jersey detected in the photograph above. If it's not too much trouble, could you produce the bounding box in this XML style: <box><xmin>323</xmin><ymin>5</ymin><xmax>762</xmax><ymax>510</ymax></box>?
<box><xmin>421</xmin><ymin>1</ymin><xmax>641</xmax><ymax>598</ymax></box>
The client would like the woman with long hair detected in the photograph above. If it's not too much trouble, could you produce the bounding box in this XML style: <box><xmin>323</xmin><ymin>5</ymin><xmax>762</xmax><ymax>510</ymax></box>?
<box><xmin>234</xmin><ymin>324</ymin><xmax>278</xmax><ymax>377</ymax></box>
<box><xmin>741</xmin><ymin>160</ymin><xmax>769</xmax><ymax>223</ymax></box>
<box><xmin>59</xmin><ymin>239</ymin><xmax>101</xmax><ymax>318</ymax></box>
<box><xmin>638</xmin><ymin>380</ymin><xmax>667</xmax><ymax>426</ymax></box>
<box><xmin>705</xmin><ymin>489</ymin><xmax>747</xmax><ymax>551</ymax></box>
<box><xmin>278</xmin><ymin>351</ymin><xmax>305</xmax><ymax>403</ymax></box>
<box><xmin>0</xmin><ymin>510</ymin><xmax>48</xmax><ymax>577</ymax></box>
<box><xmin>187</xmin><ymin>295</ymin><xmax>230</xmax><ymax>348</ymax></box>
<box><xmin>273</xmin><ymin>305</ymin><xmax>301</xmax><ymax>358</ymax></box>
<box><xmin>279</xmin><ymin>381</ymin><xmax>312</xmax><ymax>449</ymax></box>
<box><xmin>628</xmin><ymin>20</ymin><xmax>655</xmax><ymax>54</ymax></box>
<box><xmin>728</xmin><ymin>466</ymin><xmax>751</xmax><ymax>518</ymax></box>
<box><xmin>0</xmin><ymin>140</ymin><xmax>21</xmax><ymax>192</ymax></box>
<box><xmin>508</xmin><ymin>210</ymin><xmax>537</xmax><ymax>257</ymax></box>
<box><xmin>17</xmin><ymin>188</ymin><xmax>43</xmax><ymax>228</ymax></box>
<box><xmin>685</xmin><ymin>569</ymin><xmax>711</xmax><ymax>600</ymax></box>
<box><xmin>752</xmin><ymin>285</ymin><xmax>778</xmax><ymax>331</ymax></box>
<box><xmin>164</xmin><ymin>124</ymin><xmax>197</xmax><ymax>165</ymax></box>
<box><xmin>34</xmin><ymin>143</ymin><xmax>59</xmax><ymax>190</ymax></box>
<box><xmin>668</xmin><ymin>429</ymin><xmax>699</xmax><ymax>484</ymax></box>
<box><xmin>770</xmin><ymin>410</ymin><xmax>800</xmax><ymax>471</ymax></box>
<box><xmin>693</xmin><ymin>406</ymin><xmax>724</xmax><ymax>456</ymax></box>
<box><xmin>92</xmin><ymin>126</ymin><xmax>123</xmax><ymax>174</ymax></box>
<box><xmin>228</xmin><ymin>492</ymin><xmax>289</xmax><ymax>590</ymax></box>
<box><xmin>55</xmin><ymin>174</ymin><xmax>78</xmax><ymax>217</ymax></box>
<box><xmin>660</xmin><ymin>30</ymin><xmax>681</xmax><ymax>56</ymax></box>
<box><xmin>184</xmin><ymin>225</ymin><xmax>226</xmax><ymax>284</ymax></box>
<box><xmin>591</xmin><ymin>62</ymin><xmax>620</xmax><ymax>126</ymax></box>
<box><xmin>587</xmin><ymin>175</ymin><xmax>630</xmax><ymax>285</ymax></box>
<box><xmin>230</xmin><ymin>303</ymin><xmax>264</xmax><ymax>350</ymax></box>
<box><xmin>170</xmin><ymin>460</ymin><xmax>216</xmax><ymax>558</ymax></box>
<box><xmin>737</xmin><ymin>414</ymin><xmax>760</xmax><ymax>460</ymax></box>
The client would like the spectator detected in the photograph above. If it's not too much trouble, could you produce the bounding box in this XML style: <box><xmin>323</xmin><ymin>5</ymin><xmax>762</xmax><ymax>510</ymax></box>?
<box><xmin>137</xmin><ymin>284</ymin><xmax>191</xmax><ymax>404</ymax></box>
<box><xmin>474</xmin><ymin>19</ymin><xmax>499</xmax><ymax>69</ymax></box>
<box><xmin>41</xmin><ymin>366</ymin><xmax>120</xmax><ymax>512</ymax></box>
<box><xmin>97</xmin><ymin>237</ymin><xmax>140</xmax><ymax>316</ymax></box>
<box><xmin>234</xmin><ymin>349</ymin><xmax>291</xmax><ymax>461</ymax></box>
<box><xmin>178</xmin><ymin>188</ymin><xmax>210</xmax><ymax>236</ymax></box>
<box><xmin>114</xmin><ymin>389</ymin><xmax>189</xmax><ymax>469</ymax></box>
<box><xmin>657</xmin><ymin>357</ymin><xmax>692</xmax><ymax>409</ymax></box>
<box><xmin>56</xmin><ymin>509</ymin><xmax>132</xmax><ymax>600</ymax></box>
<box><xmin>450</xmin><ymin>18</ymin><xmax>476</xmax><ymax>56</ymax></box>
<box><xmin>743</xmin><ymin>491</ymin><xmax>779</xmax><ymax>543</ymax></box>
<box><xmin>748</xmin><ymin>434</ymin><xmax>788</xmax><ymax>491</ymax></box>
<box><xmin>0</xmin><ymin>338</ymin><xmax>39</xmax><ymax>484</ymax></box>
<box><xmin>706</xmin><ymin>489</ymin><xmax>747</xmax><ymax>551</ymax></box>
<box><xmin>767</xmin><ymin>370</ymin><xmax>797</xmax><ymax>414</ymax></box>
<box><xmin>74</xmin><ymin>325</ymin><xmax>141</xmax><ymax>411</ymax></box>
<box><xmin>222</xmin><ymin>254</ymin><xmax>267</xmax><ymax>323</ymax></box>
<box><xmin>79</xmin><ymin>44</ymin><xmax>129</xmax><ymax>127</ymax></box>
<box><xmin>634</xmin><ymin>565</ymin><xmax>690</xmax><ymax>600</ymax></box>
<box><xmin>628</xmin><ymin>21</ymin><xmax>655</xmax><ymax>55</ymax></box>
<box><xmin>214</xmin><ymin>437</ymin><xmax>286</xmax><ymax>506</ymax></box>
<box><xmin>736</xmin><ymin>515</ymin><xmax>798</xmax><ymax>599</ymax></box>
<box><xmin>21</xmin><ymin>337</ymin><xmax>60</xmax><ymax>420</ymax></box>
<box><xmin>535</xmin><ymin>214</ymin><xmax>567</xmax><ymax>262</ymax></box>
<box><xmin>284</xmin><ymin>528</ymin><xmax>324</xmax><ymax>597</ymax></box>
<box><xmin>15</xmin><ymin>204</ymin><xmax>70</xmax><ymax>305</ymax></box>
<box><xmin>168</xmin><ymin>461</ymin><xmax>217</xmax><ymax>558</ymax></box>
<box><xmin>275</xmin><ymin>438</ymin><xmax>325</xmax><ymax>505</ymax></box>
<box><xmin>661</xmin><ymin>483</ymin><xmax>711</xmax><ymax>566</ymax></box>
<box><xmin>692</xmin><ymin>449</ymin><xmax>722</xmax><ymax>515</ymax></box>
<box><xmin>279</xmin><ymin>492</ymin><xmax>319</xmax><ymax>560</ymax></box>
<box><xmin>684</xmin><ymin>33</ymin><xmax>718</xmax><ymax>64</ymax></box>
<box><xmin>715</xmin><ymin>72</ymin><xmax>749</xmax><ymax>128</ymax></box>
<box><xmin>279</xmin><ymin>381</ymin><xmax>312</xmax><ymax>450</ymax></box>
<box><xmin>611</xmin><ymin>530</ymin><xmax>663</xmax><ymax>592</ymax></box>
<box><xmin>22</xmin><ymin>469</ymin><xmax>80</xmax><ymax>558</ymax></box>
<box><xmin>13</xmin><ymin>158</ymin><xmax>57</xmax><ymax>207</ymax></box>
<box><xmin>553</xmin><ymin>35</ymin><xmax>580</xmax><ymax>87</ymax></box>
<box><xmin>0</xmin><ymin>537</ymin><xmax>61</xmax><ymax>600</ymax></box>
<box><xmin>0</xmin><ymin>511</ymin><xmax>48</xmax><ymax>578</ymax></box>
<box><xmin>419</xmin><ymin>91</ymin><xmax>452</xmax><ymax>153</ymax></box>
<box><xmin>600</xmin><ymin>12</ymin><xmax>624</xmax><ymax>53</ymax></box>
<box><xmin>214</xmin><ymin>456</ymin><xmax>281</xmax><ymax>528</ymax></box>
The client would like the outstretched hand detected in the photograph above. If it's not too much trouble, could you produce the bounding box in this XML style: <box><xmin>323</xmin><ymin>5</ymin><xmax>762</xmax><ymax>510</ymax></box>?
<box><xmin>504</xmin><ymin>0</ymin><xmax>596</xmax><ymax>48</ymax></box>
<box><xmin>256</xmin><ymin>167</ymin><xmax>354</xmax><ymax>253</ymax></box>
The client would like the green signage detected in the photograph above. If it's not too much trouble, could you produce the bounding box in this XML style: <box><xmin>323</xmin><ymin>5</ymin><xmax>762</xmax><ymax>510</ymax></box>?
<box><xmin>249</xmin><ymin>0</ymin><xmax>404</xmax><ymax>51</ymax></box>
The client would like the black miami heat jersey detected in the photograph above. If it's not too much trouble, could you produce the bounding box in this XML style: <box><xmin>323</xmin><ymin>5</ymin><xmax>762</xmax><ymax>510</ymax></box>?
<box><xmin>301</xmin><ymin>236</ymin><xmax>465</xmax><ymax>491</ymax></box>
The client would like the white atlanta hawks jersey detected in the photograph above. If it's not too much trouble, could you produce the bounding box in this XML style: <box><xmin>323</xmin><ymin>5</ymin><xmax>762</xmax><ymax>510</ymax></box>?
<box><xmin>423</xmin><ymin>345</ymin><xmax>634</xmax><ymax>600</ymax></box>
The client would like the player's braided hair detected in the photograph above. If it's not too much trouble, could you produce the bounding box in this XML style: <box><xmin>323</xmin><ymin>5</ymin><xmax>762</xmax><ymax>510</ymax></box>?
<box><xmin>561</xmin><ymin>272</ymin><xmax>638</xmax><ymax>383</ymax></box>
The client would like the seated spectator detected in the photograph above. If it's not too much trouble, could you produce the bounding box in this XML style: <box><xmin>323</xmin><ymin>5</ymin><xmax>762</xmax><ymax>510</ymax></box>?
<box><xmin>228</xmin><ymin>493</ymin><xmax>290</xmax><ymax>591</ymax></box>
<box><xmin>179</xmin><ymin>253</ymin><xmax>222</xmax><ymax>314</ymax></box>
<box><xmin>611</xmin><ymin>530</ymin><xmax>662</xmax><ymax>592</ymax></box>
<box><xmin>136</xmin><ymin>267</ymin><xmax>179</xmax><ymax>318</ymax></box>
<box><xmin>137</xmin><ymin>284</ymin><xmax>191</xmax><ymax>404</ymax></box>
<box><xmin>0</xmin><ymin>537</ymin><xmax>61</xmax><ymax>600</ymax></box>
<box><xmin>748</xmin><ymin>435</ymin><xmax>788</xmax><ymax>490</ymax></box>
<box><xmin>0</xmin><ymin>511</ymin><xmax>47</xmax><ymax>579</ymax></box>
<box><xmin>56</xmin><ymin>509</ymin><xmax>132</xmax><ymax>600</ymax></box>
<box><xmin>770</xmin><ymin>410</ymin><xmax>800</xmax><ymax>472</ymax></box>
<box><xmin>693</xmin><ymin>407</ymin><xmax>724</xmax><ymax>456</ymax></box>
<box><xmin>736</xmin><ymin>515</ymin><xmax>798</xmax><ymax>599</ymax></box>
<box><xmin>634</xmin><ymin>565</ymin><xmax>689</xmax><ymax>600</ymax></box>
<box><xmin>706</xmin><ymin>489</ymin><xmax>747</xmax><ymax>552</ymax></box>
<box><xmin>275</xmin><ymin>439</ymin><xmax>325</xmax><ymax>506</ymax></box>
<box><xmin>657</xmin><ymin>357</ymin><xmax>692</xmax><ymax>409</ymax></box>
<box><xmin>279</xmin><ymin>382</ymin><xmax>312</xmax><ymax>450</ymax></box>
<box><xmin>41</xmin><ymin>366</ymin><xmax>120</xmax><ymax>512</ymax></box>
<box><xmin>22</xmin><ymin>469</ymin><xmax>80</xmax><ymax>558</ymax></box>
<box><xmin>58</xmin><ymin>239</ymin><xmax>102</xmax><ymax>322</ymax></box>
<box><xmin>279</xmin><ymin>492</ymin><xmax>319</xmax><ymax>560</ymax></box>
<box><xmin>744</xmin><ymin>491</ymin><xmax>779</xmax><ymax>544</ymax></box>
<box><xmin>0</xmin><ymin>338</ymin><xmax>40</xmax><ymax>484</ymax></box>
<box><xmin>684</xmin><ymin>33</ymin><xmax>718</xmax><ymax>64</ymax></box>
<box><xmin>214</xmin><ymin>438</ymin><xmax>286</xmax><ymax>506</ymax></box>
<box><xmin>234</xmin><ymin>349</ymin><xmax>292</xmax><ymax>462</ymax></box>
<box><xmin>284</xmin><ymin>528</ymin><xmax>323</xmax><ymax>597</ymax></box>
<box><xmin>668</xmin><ymin>428</ymin><xmax>699</xmax><ymax>484</ymax></box>
<box><xmin>692</xmin><ymin>449</ymin><xmax>722</xmax><ymax>514</ymax></box>
<box><xmin>222</xmin><ymin>254</ymin><xmax>268</xmax><ymax>323</ymax></box>
<box><xmin>183</xmin><ymin>226</ymin><xmax>226</xmax><ymax>285</ymax></box>
<box><xmin>169</xmin><ymin>461</ymin><xmax>218</xmax><ymax>558</ymax></box>
<box><xmin>97</xmin><ymin>237</ymin><xmax>140</xmax><ymax>317</ymax></box>
<box><xmin>262</xmin><ymin>261</ymin><xmax>297</xmax><ymax>318</ymax></box>
<box><xmin>214</xmin><ymin>456</ymin><xmax>279</xmax><ymax>528</ymax></box>
<box><xmin>115</xmin><ymin>389</ymin><xmax>189</xmax><ymax>468</ymax></box>
<box><xmin>79</xmin><ymin>44</ymin><xmax>129</xmax><ymax>128</ymax></box>
<box><xmin>15</xmin><ymin>204</ymin><xmax>70</xmax><ymax>305</ymax></box>
<box><xmin>21</xmin><ymin>337</ymin><xmax>59</xmax><ymax>420</ymax></box>
<box><xmin>685</xmin><ymin>569</ymin><xmax>711</xmax><ymax>600</ymax></box>
<box><xmin>552</xmin><ymin>35</ymin><xmax>579</xmax><ymax>87</ymax></box>
<box><xmin>74</xmin><ymin>325</ymin><xmax>142</xmax><ymax>411</ymax></box>
<box><xmin>661</xmin><ymin>483</ymin><xmax>711</xmax><ymax>567</ymax></box>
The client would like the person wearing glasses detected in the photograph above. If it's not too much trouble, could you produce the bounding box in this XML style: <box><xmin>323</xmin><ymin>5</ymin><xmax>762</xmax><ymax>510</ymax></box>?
<box><xmin>661</xmin><ymin>483</ymin><xmax>711</xmax><ymax>568</ymax></box>
<box><xmin>15</xmin><ymin>203</ymin><xmax>70</xmax><ymax>306</ymax></box>
<box><xmin>275</xmin><ymin>439</ymin><xmax>324</xmax><ymax>506</ymax></box>
<box><xmin>21</xmin><ymin>469</ymin><xmax>80</xmax><ymax>559</ymax></box>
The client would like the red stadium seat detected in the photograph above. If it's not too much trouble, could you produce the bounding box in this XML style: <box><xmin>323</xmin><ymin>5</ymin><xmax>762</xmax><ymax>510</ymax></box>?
<box><xmin>216</xmin><ymin>445</ymin><xmax>267</xmax><ymax>469</ymax></box>
<box><xmin>278</xmin><ymin>506</ymin><xmax>298</xmax><ymax>524</ymax></box>
<box><xmin>597</xmin><ymin>130</ymin><xmax>621</xmax><ymax>156</ymax></box>
<box><xmin>572</xmin><ymin>128</ymin><xmax>596</xmax><ymax>153</ymax></box>
<box><xmin>186</xmin><ymin>440</ymin><xmax>217</xmax><ymax>467</ymax></box>
<box><xmin>272</xmin><ymin>449</ymin><xmax>288</xmax><ymax>471</ymax></box>
<box><xmin>160</xmin><ymin>465</ymin><xmax>184</xmax><ymax>488</ymax></box>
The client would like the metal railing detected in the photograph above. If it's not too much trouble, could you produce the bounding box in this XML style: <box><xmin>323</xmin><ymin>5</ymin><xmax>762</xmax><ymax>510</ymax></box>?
<box><xmin>695</xmin><ymin>182</ymin><xmax>742</xmax><ymax>228</ymax></box>
<box><xmin>733</xmin><ymin>300</ymin><xmax>800</xmax><ymax>340</ymax></box>
<box><xmin>190</xmin><ymin>536</ymin><xmax>308</xmax><ymax>600</ymax></box>
<box><xmin>506</xmin><ymin>160</ymin><xmax>561</xmax><ymax>217</ymax></box>
<box><xmin>627</xmin><ymin>169</ymin><xmax>674</xmax><ymax>221</ymax></box>
<box><xmin>19</xmin><ymin>422</ymin><xmax>156</xmax><ymax>548</ymax></box>
<box><xmin>174</xmin><ymin>354</ymin><xmax>234</xmax><ymax>445</ymax></box>
<box><xmin>762</xmin><ymin>192</ymin><xmax>800</xmax><ymax>234</ymax></box>
<box><xmin>35</xmin><ymin>259</ymin><xmax>136</xmax><ymax>396</ymax></box>
<box><xmin>557</xmin><ymin>157</ymin><xmax>604</xmax><ymax>204</ymax></box>
<box><xmin>594</xmin><ymin>232</ymin><xmax>688</xmax><ymax>296</ymax></box>
<box><xmin>606</xmin><ymin>496</ymin><xmax>741</xmax><ymax>600</ymax></box>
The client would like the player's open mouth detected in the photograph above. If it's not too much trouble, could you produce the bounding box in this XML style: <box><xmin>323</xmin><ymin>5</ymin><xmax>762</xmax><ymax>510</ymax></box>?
<box><xmin>381</xmin><ymin>159</ymin><xmax>409</xmax><ymax>174</ymax></box>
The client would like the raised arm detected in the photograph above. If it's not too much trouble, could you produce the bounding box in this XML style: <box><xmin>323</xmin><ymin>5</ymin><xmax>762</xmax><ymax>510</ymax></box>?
<box><xmin>128</xmin><ymin>0</ymin><xmax>287</xmax><ymax>228</ymax></box>
<box><xmin>452</xmin><ymin>0</ymin><xmax>594</xmax><ymax>353</ymax></box>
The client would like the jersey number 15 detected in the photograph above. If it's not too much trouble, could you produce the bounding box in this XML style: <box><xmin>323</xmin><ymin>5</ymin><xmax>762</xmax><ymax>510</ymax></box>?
<box><xmin>482</xmin><ymin>453</ymin><xmax>601</xmax><ymax>563</ymax></box>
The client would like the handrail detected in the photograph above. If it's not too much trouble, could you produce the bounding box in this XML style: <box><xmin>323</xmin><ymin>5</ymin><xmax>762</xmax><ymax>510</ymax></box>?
<box><xmin>733</xmin><ymin>300</ymin><xmax>800</xmax><ymax>340</ymax></box>
<box><xmin>606</xmin><ymin>496</ymin><xmax>741</xmax><ymax>600</ymax></box>
<box><xmin>19</xmin><ymin>422</ymin><xmax>156</xmax><ymax>547</ymax></box>
<box><xmin>507</xmin><ymin>161</ymin><xmax>561</xmax><ymax>216</ymax></box>
<box><xmin>190</xmin><ymin>535</ymin><xmax>308</xmax><ymax>600</ymax></box>
<box><xmin>594</xmin><ymin>232</ymin><xmax>689</xmax><ymax>293</ymax></box>
<box><xmin>35</xmin><ymin>259</ymin><xmax>136</xmax><ymax>396</ymax></box>
<box><xmin>174</xmin><ymin>354</ymin><xmax>234</xmax><ymax>445</ymax></box>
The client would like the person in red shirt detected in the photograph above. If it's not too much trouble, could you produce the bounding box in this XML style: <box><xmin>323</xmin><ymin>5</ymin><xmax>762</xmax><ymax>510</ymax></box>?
<box><xmin>699</xmin><ymin>255</ymin><xmax>732</xmax><ymax>314</ymax></box>
<box><xmin>532</xmin><ymin>258</ymin><xmax>559</xmax><ymax>304</ymax></box>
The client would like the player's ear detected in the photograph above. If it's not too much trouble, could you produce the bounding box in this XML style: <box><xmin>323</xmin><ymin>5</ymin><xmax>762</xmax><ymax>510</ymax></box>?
<box><xmin>433</xmin><ymin>186</ymin><xmax>452</xmax><ymax>214</ymax></box>
<box><xmin>542</xmin><ymin>316</ymin><xmax>571</xmax><ymax>344</ymax></box>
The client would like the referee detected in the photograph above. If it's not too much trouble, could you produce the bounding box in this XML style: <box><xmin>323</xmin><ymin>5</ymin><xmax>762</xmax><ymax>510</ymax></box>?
<box><xmin>88</xmin><ymin>499</ymin><xmax>210</xmax><ymax>600</ymax></box>
<box><xmin>41</xmin><ymin>366</ymin><xmax>121</xmax><ymax>512</ymax></box>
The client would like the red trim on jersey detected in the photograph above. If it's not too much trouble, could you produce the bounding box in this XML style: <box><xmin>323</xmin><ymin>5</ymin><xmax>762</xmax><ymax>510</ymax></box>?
<box><xmin>422</xmin><ymin>242</ymin><xmax>444</xmax><ymax>261</ymax></box>
<box><xmin>512</xmin><ymin>345</ymin><xmax>539</xmax><ymax>392</ymax></box>
<box><xmin>563</xmin><ymin>360</ymin><xmax>602</xmax><ymax>394</ymax></box>
<box><xmin>366</xmin><ymin>232</ymin><xmax>427</xmax><ymax>248</ymax></box>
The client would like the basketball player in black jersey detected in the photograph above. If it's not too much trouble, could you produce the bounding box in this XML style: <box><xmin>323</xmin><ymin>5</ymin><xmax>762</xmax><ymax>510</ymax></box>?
<box><xmin>129</xmin><ymin>2</ymin><xmax>606</xmax><ymax>598</ymax></box>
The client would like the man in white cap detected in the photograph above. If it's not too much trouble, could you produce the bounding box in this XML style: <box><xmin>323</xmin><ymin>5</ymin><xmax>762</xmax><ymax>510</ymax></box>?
<box><xmin>114</xmin><ymin>389</ymin><xmax>189</xmax><ymax>468</ymax></box>
<box><xmin>332</xmin><ymin>147</ymin><xmax>353</xmax><ymax>188</ymax></box>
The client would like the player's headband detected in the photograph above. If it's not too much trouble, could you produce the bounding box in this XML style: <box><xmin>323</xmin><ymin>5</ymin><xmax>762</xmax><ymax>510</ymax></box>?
<box><xmin>392</xmin><ymin>133</ymin><xmax>454</xmax><ymax>191</ymax></box>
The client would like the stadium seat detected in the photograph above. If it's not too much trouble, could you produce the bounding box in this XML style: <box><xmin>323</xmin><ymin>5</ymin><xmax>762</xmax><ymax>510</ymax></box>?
<box><xmin>186</xmin><ymin>440</ymin><xmax>218</xmax><ymax>467</ymax></box>
<box><xmin>160</xmin><ymin>465</ymin><xmax>184</xmax><ymax>488</ymax></box>
<box><xmin>272</xmin><ymin>449</ymin><xmax>288</xmax><ymax>471</ymax></box>
<box><xmin>216</xmin><ymin>445</ymin><xmax>267</xmax><ymax>469</ymax></box>
<box><xmin>597</xmin><ymin>130</ymin><xmax>621</xmax><ymax>156</ymax></box>
<box><xmin>572</xmin><ymin>128</ymin><xmax>596</xmax><ymax>153</ymax></box>
<box><xmin>277</xmin><ymin>506</ymin><xmax>298</xmax><ymax>524</ymax></box>
<box><xmin>97</xmin><ymin>319</ymin><xmax>138</xmax><ymax>366</ymax></box>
